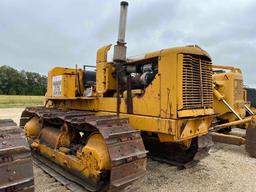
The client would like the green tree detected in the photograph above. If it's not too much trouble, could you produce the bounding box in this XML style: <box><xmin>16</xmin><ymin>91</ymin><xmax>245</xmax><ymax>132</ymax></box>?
<box><xmin>0</xmin><ymin>65</ymin><xmax>47</xmax><ymax>95</ymax></box>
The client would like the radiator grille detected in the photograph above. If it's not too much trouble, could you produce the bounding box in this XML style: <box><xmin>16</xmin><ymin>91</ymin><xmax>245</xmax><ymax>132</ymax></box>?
<box><xmin>182</xmin><ymin>54</ymin><xmax>213</xmax><ymax>109</ymax></box>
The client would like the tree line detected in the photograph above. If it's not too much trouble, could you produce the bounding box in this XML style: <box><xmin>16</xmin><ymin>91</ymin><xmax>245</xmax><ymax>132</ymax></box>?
<box><xmin>0</xmin><ymin>65</ymin><xmax>47</xmax><ymax>95</ymax></box>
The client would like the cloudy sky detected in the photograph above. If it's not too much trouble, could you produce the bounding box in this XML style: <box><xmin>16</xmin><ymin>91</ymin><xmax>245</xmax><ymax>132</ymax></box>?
<box><xmin>0</xmin><ymin>0</ymin><xmax>255</xmax><ymax>87</ymax></box>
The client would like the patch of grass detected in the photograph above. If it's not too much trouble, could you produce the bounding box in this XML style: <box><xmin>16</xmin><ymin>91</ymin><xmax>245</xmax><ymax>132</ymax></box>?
<box><xmin>0</xmin><ymin>95</ymin><xmax>45</xmax><ymax>108</ymax></box>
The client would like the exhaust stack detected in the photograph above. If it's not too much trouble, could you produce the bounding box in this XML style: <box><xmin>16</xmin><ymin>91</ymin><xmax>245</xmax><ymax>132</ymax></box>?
<box><xmin>117</xmin><ymin>1</ymin><xmax>128</xmax><ymax>44</ymax></box>
<box><xmin>113</xmin><ymin>1</ymin><xmax>128</xmax><ymax>62</ymax></box>
<box><xmin>114</xmin><ymin>1</ymin><xmax>129</xmax><ymax>117</ymax></box>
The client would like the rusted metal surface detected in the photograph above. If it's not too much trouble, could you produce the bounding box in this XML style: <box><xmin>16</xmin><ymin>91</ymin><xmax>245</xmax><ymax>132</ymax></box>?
<box><xmin>246</xmin><ymin>119</ymin><xmax>256</xmax><ymax>157</ymax></box>
<box><xmin>0</xmin><ymin>119</ymin><xmax>34</xmax><ymax>192</ymax></box>
<box><xmin>210</xmin><ymin>116</ymin><xmax>253</xmax><ymax>132</ymax></box>
<box><xmin>40</xmin><ymin>126</ymin><xmax>62</xmax><ymax>148</ymax></box>
<box><xmin>32</xmin><ymin>155</ymin><xmax>92</xmax><ymax>192</ymax></box>
<box><xmin>21</xmin><ymin>107</ymin><xmax>147</xmax><ymax>192</ymax></box>
<box><xmin>211</xmin><ymin>132</ymin><xmax>245</xmax><ymax>145</ymax></box>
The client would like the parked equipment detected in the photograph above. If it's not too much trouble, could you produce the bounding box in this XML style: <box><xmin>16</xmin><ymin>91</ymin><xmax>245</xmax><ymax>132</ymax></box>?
<box><xmin>20</xmin><ymin>1</ymin><xmax>215</xmax><ymax>191</ymax></box>
<box><xmin>210</xmin><ymin>65</ymin><xmax>256</xmax><ymax>157</ymax></box>
<box><xmin>244</xmin><ymin>87</ymin><xmax>256</xmax><ymax>113</ymax></box>
<box><xmin>0</xmin><ymin>119</ymin><xmax>34</xmax><ymax>192</ymax></box>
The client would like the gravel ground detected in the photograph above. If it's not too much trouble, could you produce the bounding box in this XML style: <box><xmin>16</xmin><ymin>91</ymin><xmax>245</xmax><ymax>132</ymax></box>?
<box><xmin>1</xmin><ymin>108</ymin><xmax>256</xmax><ymax>192</ymax></box>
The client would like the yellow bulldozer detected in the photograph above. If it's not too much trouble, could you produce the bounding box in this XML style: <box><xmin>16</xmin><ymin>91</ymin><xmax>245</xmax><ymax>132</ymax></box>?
<box><xmin>210</xmin><ymin>65</ymin><xmax>256</xmax><ymax>156</ymax></box>
<box><xmin>19</xmin><ymin>1</ymin><xmax>216</xmax><ymax>191</ymax></box>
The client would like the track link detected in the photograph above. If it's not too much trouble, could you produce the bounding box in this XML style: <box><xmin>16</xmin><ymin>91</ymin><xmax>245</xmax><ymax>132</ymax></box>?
<box><xmin>0</xmin><ymin>119</ymin><xmax>34</xmax><ymax>192</ymax></box>
<box><xmin>143</xmin><ymin>134</ymin><xmax>213</xmax><ymax>168</ymax></box>
<box><xmin>20</xmin><ymin>107</ymin><xmax>147</xmax><ymax>192</ymax></box>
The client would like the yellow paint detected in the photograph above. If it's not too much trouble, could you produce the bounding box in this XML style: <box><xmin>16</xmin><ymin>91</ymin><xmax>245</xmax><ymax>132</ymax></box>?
<box><xmin>213</xmin><ymin>65</ymin><xmax>245</xmax><ymax>122</ymax></box>
<box><xmin>38</xmin><ymin>144</ymin><xmax>97</xmax><ymax>177</ymax></box>
<box><xmin>26</xmin><ymin>117</ymin><xmax>111</xmax><ymax>178</ymax></box>
<box><xmin>81</xmin><ymin>134</ymin><xmax>111</xmax><ymax>174</ymax></box>
<box><xmin>45</xmin><ymin>45</ymin><xmax>214</xmax><ymax>142</ymax></box>
<box><xmin>178</xmin><ymin>109</ymin><xmax>214</xmax><ymax>118</ymax></box>
<box><xmin>46</xmin><ymin>67</ymin><xmax>84</xmax><ymax>98</ymax></box>
<box><xmin>37</xmin><ymin>135</ymin><xmax>110</xmax><ymax>177</ymax></box>
<box><xmin>96</xmin><ymin>44</ymin><xmax>116</xmax><ymax>95</ymax></box>
<box><xmin>24</xmin><ymin>116</ymin><xmax>42</xmax><ymax>137</ymax></box>
<box><xmin>179</xmin><ymin>117</ymin><xmax>212</xmax><ymax>140</ymax></box>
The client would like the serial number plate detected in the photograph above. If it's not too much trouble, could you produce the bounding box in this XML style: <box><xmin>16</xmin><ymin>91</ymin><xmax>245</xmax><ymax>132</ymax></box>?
<box><xmin>53</xmin><ymin>76</ymin><xmax>62</xmax><ymax>96</ymax></box>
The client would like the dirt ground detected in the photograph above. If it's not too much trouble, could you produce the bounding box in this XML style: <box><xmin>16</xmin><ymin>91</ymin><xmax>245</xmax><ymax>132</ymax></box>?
<box><xmin>1</xmin><ymin>108</ymin><xmax>256</xmax><ymax>192</ymax></box>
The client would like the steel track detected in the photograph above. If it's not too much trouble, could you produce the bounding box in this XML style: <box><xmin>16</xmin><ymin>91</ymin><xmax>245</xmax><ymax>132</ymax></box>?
<box><xmin>20</xmin><ymin>107</ymin><xmax>147</xmax><ymax>192</ymax></box>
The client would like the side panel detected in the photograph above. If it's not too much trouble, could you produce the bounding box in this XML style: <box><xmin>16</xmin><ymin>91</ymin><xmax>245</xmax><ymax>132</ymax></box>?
<box><xmin>157</xmin><ymin>51</ymin><xmax>178</xmax><ymax>119</ymax></box>
<box><xmin>132</xmin><ymin>75</ymin><xmax>161</xmax><ymax>116</ymax></box>
<box><xmin>177</xmin><ymin>54</ymin><xmax>184</xmax><ymax>111</ymax></box>
<box><xmin>62</xmin><ymin>75</ymin><xmax>76</xmax><ymax>97</ymax></box>
<box><xmin>46</xmin><ymin>67</ymin><xmax>84</xmax><ymax>98</ymax></box>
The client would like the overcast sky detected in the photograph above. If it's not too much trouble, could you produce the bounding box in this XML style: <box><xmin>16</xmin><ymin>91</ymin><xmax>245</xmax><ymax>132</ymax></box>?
<box><xmin>0</xmin><ymin>0</ymin><xmax>255</xmax><ymax>87</ymax></box>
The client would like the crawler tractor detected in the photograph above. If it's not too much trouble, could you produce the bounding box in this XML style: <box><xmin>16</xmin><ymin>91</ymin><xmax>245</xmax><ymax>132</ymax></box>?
<box><xmin>211</xmin><ymin>65</ymin><xmax>256</xmax><ymax>156</ymax></box>
<box><xmin>20</xmin><ymin>2</ymin><xmax>215</xmax><ymax>191</ymax></box>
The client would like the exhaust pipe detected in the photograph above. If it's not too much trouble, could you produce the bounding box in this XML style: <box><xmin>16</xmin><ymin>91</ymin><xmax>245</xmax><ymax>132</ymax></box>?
<box><xmin>114</xmin><ymin>1</ymin><xmax>129</xmax><ymax>116</ymax></box>
<box><xmin>117</xmin><ymin>1</ymin><xmax>128</xmax><ymax>45</ymax></box>
<box><xmin>113</xmin><ymin>1</ymin><xmax>128</xmax><ymax>62</ymax></box>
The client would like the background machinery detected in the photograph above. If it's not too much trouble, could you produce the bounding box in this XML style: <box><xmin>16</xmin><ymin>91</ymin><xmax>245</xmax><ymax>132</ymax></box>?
<box><xmin>20</xmin><ymin>1</ymin><xmax>215</xmax><ymax>191</ymax></box>
<box><xmin>0</xmin><ymin>119</ymin><xmax>34</xmax><ymax>192</ymax></box>
<box><xmin>211</xmin><ymin>65</ymin><xmax>256</xmax><ymax>156</ymax></box>
<box><xmin>244</xmin><ymin>87</ymin><xmax>256</xmax><ymax>113</ymax></box>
